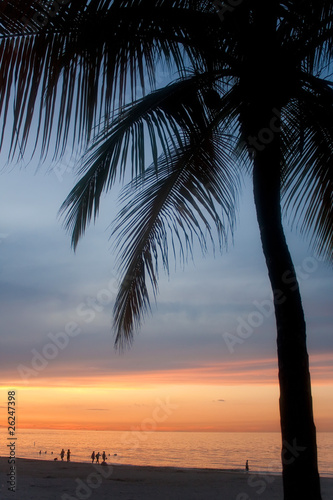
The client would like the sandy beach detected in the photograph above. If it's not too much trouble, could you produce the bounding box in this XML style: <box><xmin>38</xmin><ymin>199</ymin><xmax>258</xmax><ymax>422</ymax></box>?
<box><xmin>0</xmin><ymin>458</ymin><xmax>332</xmax><ymax>500</ymax></box>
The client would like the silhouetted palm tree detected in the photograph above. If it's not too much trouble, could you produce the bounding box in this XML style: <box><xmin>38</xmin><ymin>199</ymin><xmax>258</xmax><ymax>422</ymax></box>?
<box><xmin>1</xmin><ymin>2</ymin><xmax>332</xmax><ymax>499</ymax></box>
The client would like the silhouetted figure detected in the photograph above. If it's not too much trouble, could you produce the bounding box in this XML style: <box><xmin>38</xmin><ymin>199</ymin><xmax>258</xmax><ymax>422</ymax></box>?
<box><xmin>96</xmin><ymin>452</ymin><xmax>100</xmax><ymax>463</ymax></box>
<box><xmin>246</xmin><ymin>460</ymin><xmax>249</xmax><ymax>471</ymax></box>
<box><xmin>91</xmin><ymin>451</ymin><xmax>95</xmax><ymax>463</ymax></box>
<box><xmin>39</xmin><ymin>450</ymin><xmax>41</xmax><ymax>454</ymax></box>
<box><xmin>102</xmin><ymin>451</ymin><xmax>106</xmax><ymax>462</ymax></box>
<box><xmin>60</xmin><ymin>449</ymin><xmax>65</xmax><ymax>461</ymax></box>
<box><xmin>67</xmin><ymin>449</ymin><xmax>71</xmax><ymax>462</ymax></box>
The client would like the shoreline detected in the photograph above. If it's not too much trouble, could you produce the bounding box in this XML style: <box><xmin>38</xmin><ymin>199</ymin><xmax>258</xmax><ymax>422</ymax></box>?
<box><xmin>2</xmin><ymin>455</ymin><xmax>259</xmax><ymax>473</ymax></box>
<box><xmin>8</xmin><ymin>455</ymin><xmax>333</xmax><ymax>478</ymax></box>
<box><xmin>7</xmin><ymin>455</ymin><xmax>278</xmax><ymax>472</ymax></box>
<box><xmin>1</xmin><ymin>457</ymin><xmax>333</xmax><ymax>500</ymax></box>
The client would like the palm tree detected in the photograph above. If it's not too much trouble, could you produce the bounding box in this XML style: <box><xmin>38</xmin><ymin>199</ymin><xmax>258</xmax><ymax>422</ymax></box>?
<box><xmin>1</xmin><ymin>2</ymin><xmax>332</xmax><ymax>499</ymax></box>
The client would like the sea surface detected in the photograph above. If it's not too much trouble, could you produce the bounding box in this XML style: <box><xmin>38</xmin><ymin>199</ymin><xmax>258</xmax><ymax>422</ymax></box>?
<box><xmin>1</xmin><ymin>430</ymin><xmax>332</xmax><ymax>477</ymax></box>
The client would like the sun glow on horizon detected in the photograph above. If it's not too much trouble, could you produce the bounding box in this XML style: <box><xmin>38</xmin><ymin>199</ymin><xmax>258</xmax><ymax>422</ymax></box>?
<box><xmin>1</xmin><ymin>368</ymin><xmax>332</xmax><ymax>432</ymax></box>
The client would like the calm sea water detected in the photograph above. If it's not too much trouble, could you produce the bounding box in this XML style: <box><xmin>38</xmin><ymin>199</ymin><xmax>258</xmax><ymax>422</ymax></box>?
<box><xmin>1</xmin><ymin>430</ymin><xmax>332</xmax><ymax>477</ymax></box>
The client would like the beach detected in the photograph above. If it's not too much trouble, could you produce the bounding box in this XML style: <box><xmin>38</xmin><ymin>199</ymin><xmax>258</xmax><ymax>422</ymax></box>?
<box><xmin>1</xmin><ymin>458</ymin><xmax>333</xmax><ymax>500</ymax></box>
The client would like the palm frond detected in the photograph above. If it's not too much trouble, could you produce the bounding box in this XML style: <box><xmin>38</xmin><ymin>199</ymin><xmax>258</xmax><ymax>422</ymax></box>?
<box><xmin>282</xmin><ymin>74</ymin><xmax>333</xmax><ymax>261</ymax></box>
<box><xmin>59</xmin><ymin>71</ymin><xmax>235</xmax><ymax>248</ymax></box>
<box><xmin>0</xmin><ymin>0</ymin><xmax>222</xmax><ymax>160</ymax></box>
<box><xmin>112</xmin><ymin>130</ymin><xmax>239</xmax><ymax>348</ymax></box>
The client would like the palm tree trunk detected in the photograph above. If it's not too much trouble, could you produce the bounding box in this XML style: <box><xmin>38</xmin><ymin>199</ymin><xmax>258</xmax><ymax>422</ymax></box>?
<box><xmin>239</xmin><ymin>3</ymin><xmax>322</xmax><ymax>497</ymax></box>
<box><xmin>253</xmin><ymin>135</ymin><xmax>322</xmax><ymax>500</ymax></box>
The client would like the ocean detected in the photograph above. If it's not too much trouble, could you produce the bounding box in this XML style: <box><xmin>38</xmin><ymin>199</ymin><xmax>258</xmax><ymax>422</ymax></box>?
<box><xmin>1</xmin><ymin>429</ymin><xmax>332</xmax><ymax>477</ymax></box>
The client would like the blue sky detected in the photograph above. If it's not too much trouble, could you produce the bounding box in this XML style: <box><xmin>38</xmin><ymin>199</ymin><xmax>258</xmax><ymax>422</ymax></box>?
<box><xmin>1</xmin><ymin>155</ymin><xmax>332</xmax><ymax>387</ymax></box>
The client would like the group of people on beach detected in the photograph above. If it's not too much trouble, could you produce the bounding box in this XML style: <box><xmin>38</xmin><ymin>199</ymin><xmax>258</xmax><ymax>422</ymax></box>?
<box><xmin>91</xmin><ymin>450</ymin><xmax>107</xmax><ymax>464</ymax></box>
<box><xmin>39</xmin><ymin>448</ymin><xmax>71</xmax><ymax>461</ymax></box>
<box><xmin>60</xmin><ymin>449</ymin><xmax>71</xmax><ymax>461</ymax></box>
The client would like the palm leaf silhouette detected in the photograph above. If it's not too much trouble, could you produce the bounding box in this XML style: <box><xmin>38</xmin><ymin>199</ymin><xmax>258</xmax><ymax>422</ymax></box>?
<box><xmin>1</xmin><ymin>2</ymin><xmax>332</xmax><ymax>498</ymax></box>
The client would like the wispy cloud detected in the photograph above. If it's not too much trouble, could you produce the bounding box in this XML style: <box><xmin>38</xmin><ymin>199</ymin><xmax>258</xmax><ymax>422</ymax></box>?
<box><xmin>86</xmin><ymin>408</ymin><xmax>110</xmax><ymax>411</ymax></box>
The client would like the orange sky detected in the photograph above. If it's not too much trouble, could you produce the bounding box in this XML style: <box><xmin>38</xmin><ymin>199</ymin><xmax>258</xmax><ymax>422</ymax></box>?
<box><xmin>1</xmin><ymin>354</ymin><xmax>332</xmax><ymax>432</ymax></box>
<box><xmin>1</xmin><ymin>171</ymin><xmax>332</xmax><ymax>435</ymax></box>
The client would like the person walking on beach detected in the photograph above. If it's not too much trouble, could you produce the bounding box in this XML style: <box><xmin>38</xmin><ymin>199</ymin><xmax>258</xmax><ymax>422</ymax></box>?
<box><xmin>60</xmin><ymin>449</ymin><xmax>65</xmax><ymax>461</ymax></box>
<box><xmin>96</xmin><ymin>452</ymin><xmax>100</xmax><ymax>463</ymax></box>
<box><xmin>102</xmin><ymin>451</ymin><xmax>106</xmax><ymax>462</ymax></box>
<box><xmin>91</xmin><ymin>451</ymin><xmax>95</xmax><ymax>463</ymax></box>
<box><xmin>67</xmin><ymin>449</ymin><xmax>71</xmax><ymax>462</ymax></box>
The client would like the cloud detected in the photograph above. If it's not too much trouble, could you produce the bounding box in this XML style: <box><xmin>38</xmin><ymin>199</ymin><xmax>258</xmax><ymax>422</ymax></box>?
<box><xmin>86</xmin><ymin>408</ymin><xmax>110</xmax><ymax>411</ymax></box>
<box><xmin>1</xmin><ymin>169</ymin><xmax>333</xmax><ymax>401</ymax></box>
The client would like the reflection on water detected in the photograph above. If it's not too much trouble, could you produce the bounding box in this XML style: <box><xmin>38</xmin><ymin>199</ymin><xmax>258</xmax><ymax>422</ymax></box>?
<box><xmin>0</xmin><ymin>430</ymin><xmax>332</xmax><ymax>477</ymax></box>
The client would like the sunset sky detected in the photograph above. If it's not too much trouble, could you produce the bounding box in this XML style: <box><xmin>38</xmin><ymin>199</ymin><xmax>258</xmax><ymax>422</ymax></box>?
<box><xmin>0</xmin><ymin>157</ymin><xmax>332</xmax><ymax>432</ymax></box>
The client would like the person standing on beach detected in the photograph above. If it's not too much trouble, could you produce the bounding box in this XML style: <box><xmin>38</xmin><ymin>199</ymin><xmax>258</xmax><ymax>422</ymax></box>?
<box><xmin>91</xmin><ymin>451</ymin><xmax>95</xmax><ymax>463</ymax></box>
<box><xmin>245</xmin><ymin>460</ymin><xmax>249</xmax><ymax>471</ymax></box>
<box><xmin>60</xmin><ymin>449</ymin><xmax>65</xmax><ymax>461</ymax></box>
<box><xmin>96</xmin><ymin>452</ymin><xmax>100</xmax><ymax>463</ymax></box>
<box><xmin>102</xmin><ymin>451</ymin><xmax>106</xmax><ymax>462</ymax></box>
<box><xmin>67</xmin><ymin>449</ymin><xmax>71</xmax><ymax>462</ymax></box>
